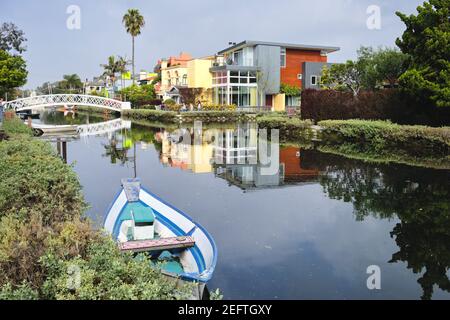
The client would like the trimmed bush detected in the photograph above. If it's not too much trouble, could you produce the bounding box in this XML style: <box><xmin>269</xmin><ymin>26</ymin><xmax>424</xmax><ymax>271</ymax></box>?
<box><xmin>318</xmin><ymin>119</ymin><xmax>450</xmax><ymax>157</ymax></box>
<box><xmin>256</xmin><ymin>114</ymin><xmax>313</xmax><ymax>142</ymax></box>
<box><xmin>123</xmin><ymin>109</ymin><xmax>257</xmax><ymax>123</ymax></box>
<box><xmin>123</xmin><ymin>109</ymin><xmax>178</xmax><ymax>123</ymax></box>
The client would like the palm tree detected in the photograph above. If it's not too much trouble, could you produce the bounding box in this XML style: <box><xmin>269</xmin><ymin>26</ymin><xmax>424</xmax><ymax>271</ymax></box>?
<box><xmin>101</xmin><ymin>56</ymin><xmax>120</xmax><ymax>91</ymax></box>
<box><xmin>61</xmin><ymin>74</ymin><xmax>83</xmax><ymax>93</ymax></box>
<box><xmin>117</xmin><ymin>55</ymin><xmax>129</xmax><ymax>89</ymax></box>
<box><xmin>122</xmin><ymin>9</ymin><xmax>145</xmax><ymax>85</ymax></box>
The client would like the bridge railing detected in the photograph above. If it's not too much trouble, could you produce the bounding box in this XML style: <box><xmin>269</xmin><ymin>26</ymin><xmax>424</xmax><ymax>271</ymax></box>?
<box><xmin>2</xmin><ymin>94</ymin><xmax>130</xmax><ymax>112</ymax></box>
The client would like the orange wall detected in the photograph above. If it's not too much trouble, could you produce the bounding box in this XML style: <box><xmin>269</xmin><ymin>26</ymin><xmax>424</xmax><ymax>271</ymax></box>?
<box><xmin>280</xmin><ymin>49</ymin><xmax>327</xmax><ymax>88</ymax></box>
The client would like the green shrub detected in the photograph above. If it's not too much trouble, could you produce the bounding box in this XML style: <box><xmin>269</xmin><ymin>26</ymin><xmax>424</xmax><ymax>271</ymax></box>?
<box><xmin>2</xmin><ymin>117</ymin><xmax>32</xmax><ymax>136</ymax></box>
<box><xmin>120</xmin><ymin>84</ymin><xmax>156</xmax><ymax>107</ymax></box>
<box><xmin>201</xmin><ymin>104</ymin><xmax>237</xmax><ymax>111</ymax></box>
<box><xmin>256</xmin><ymin>115</ymin><xmax>313</xmax><ymax>143</ymax></box>
<box><xmin>163</xmin><ymin>99</ymin><xmax>176</xmax><ymax>106</ymax></box>
<box><xmin>0</xmin><ymin>138</ymin><xmax>86</xmax><ymax>224</ymax></box>
<box><xmin>123</xmin><ymin>109</ymin><xmax>178</xmax><ymax>123</ymax></box>
<box><xmin>318</xmin><ymin>119</ymin><xmax>450</xmax><ymax>156</ymax></box>
<box><xmin>40</xmin><ymin>236</ymin><xmax>192</xmax><ymax>300</ymax></box>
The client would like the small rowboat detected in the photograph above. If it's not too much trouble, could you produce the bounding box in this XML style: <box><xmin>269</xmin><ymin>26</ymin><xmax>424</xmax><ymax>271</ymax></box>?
<box><xmin>104</xmin><ymin>178</ymin><xmax>217</xmax><ymax>283</ymax></box>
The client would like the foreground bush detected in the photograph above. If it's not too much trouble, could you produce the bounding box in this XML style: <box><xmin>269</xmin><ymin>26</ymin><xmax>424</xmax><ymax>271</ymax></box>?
<box><xmin>0</xmin><ymin>117</ymin><xmax>192</xmax><ymax>299</ymax></box>
<box><xmin>0</xmin><ymin>137</ymin><xmax>85</xmax><ymax>224</ymax></box>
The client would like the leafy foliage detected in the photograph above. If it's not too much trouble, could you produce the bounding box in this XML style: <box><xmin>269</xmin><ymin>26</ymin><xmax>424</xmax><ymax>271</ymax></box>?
<box><xmin>280</xmin><ymin>83</ymin><xmax>301</xmax><ymax>96</ymax></box>
<box><xmin>396</xmin><ymin>0</ymin><xmax>450</xmax><ymax>107</ymax></box>
<box><xmin>119</xmin><ymin>84</ymin><xmax>156</xmax><ymax>107</ymax></box>
<box><xmin>1</xmin><ymin>116</ymin><xmax>32</xmax><ymax>136</ymax></box>
<box><xmin>0</xmin><ymin>22</ymin><xmax>27</xmax><ymax>54</ymax></box>
<box><xmin>0</xmin><ymin>49</ymin><xmax>28</xmax><ymax>98</ymax></box>
<box><xmin>357</xmin><ymin>46</ymin><xmax>409</xmax><ymax>89</ymax></box>
<box><xmin>59</xmin><ymin>74</ymin><xmax>83</xmax><ymax>93</ymax></box>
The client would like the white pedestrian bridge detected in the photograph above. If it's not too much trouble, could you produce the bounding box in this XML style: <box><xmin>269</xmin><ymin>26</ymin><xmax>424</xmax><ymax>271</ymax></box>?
<box><xmin>2</xmin><ymin>94</ymin><xmax>131</xmax><ymax>113</ymax></box>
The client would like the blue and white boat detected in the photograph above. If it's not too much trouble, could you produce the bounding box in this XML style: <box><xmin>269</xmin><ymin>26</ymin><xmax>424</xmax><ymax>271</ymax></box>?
<box><xmin>104</xmin><ymin>178</ymin><xmax>217</xmax><ymax>283</ymax></box>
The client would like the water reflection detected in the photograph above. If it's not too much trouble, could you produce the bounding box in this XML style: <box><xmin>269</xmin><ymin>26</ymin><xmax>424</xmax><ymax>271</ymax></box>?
<box><xmin>154</xmin><ymin>123</ymin><xmax>316</xmax><ymax>190</ymax></box>
<box><xmin>37</xmin><ymin>107</ymin><xmax>114</xmax><ymax>125</ymax></box>
<box><xmin>36</xmin><ymin>115</ymin><xmax>450</xmax><ymax>299</ymax></box>
<box><xmin>303</xmin><ymin>150</ymin><xmax>450</xmax><ymax>300</ymax></box>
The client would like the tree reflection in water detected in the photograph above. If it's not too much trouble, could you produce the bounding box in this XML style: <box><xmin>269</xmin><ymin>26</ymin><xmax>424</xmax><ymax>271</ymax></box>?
<box><xmin>302</xmin><ymin>149</ymin><xmax>450</xmax><ymax>300</ymax></box>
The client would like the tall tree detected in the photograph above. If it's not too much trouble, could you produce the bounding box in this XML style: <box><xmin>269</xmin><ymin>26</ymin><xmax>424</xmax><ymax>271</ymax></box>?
<box><xmin>0</xmin><ymin>22</ymin><xmax>27</xmax><ymax>54</ymax></box>
<box><xmin>396</xmin><ymin>0</ymin><xmax>450</xmax><ymax>107</ymax></box>
<box><xmin>122</xmin><ymin>9</ymin><xmax>145</xmax><ymax>85</ymax></box>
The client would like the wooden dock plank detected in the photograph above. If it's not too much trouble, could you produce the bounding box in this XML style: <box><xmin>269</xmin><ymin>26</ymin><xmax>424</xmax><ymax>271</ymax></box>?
<box><xmin>119</xmin><ymin>236</ymin><xmax>195</xmax><ymax>253</ymax></box>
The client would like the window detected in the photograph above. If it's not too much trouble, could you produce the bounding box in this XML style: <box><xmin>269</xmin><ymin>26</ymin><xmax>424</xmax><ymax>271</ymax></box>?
<box><xmin>232</xmin><ymin>50</ymin><xmax>243</xmax><ymax>65</ymax></box>
<box><xmin>280</xmin><ymin>47</ymin><xmax>286</xmax><ymax>68</ymax></box>
<box><xmin>311</xmin><ymin>75</ymin><xmax>318</xmax><ymax>86</ymax></box>
<box><xmin>182</xmin><ymin>74</ymin><xmax>187</xmax><ymax>86</ymax></box>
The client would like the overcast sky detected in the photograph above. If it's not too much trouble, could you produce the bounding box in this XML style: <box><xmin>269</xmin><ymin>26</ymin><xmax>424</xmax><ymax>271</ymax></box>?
<box><xmin>1</xmin><ymin>0</ymin><xmax>424</xmax><ymax>89</ymax></box>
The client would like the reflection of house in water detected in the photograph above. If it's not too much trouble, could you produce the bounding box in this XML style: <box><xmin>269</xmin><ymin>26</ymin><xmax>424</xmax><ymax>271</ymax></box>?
<box><xmin>159</xmin><ymin>123</ymin><xmax>257</xmax><ymax>174</ymax></box>
<box><xmin>280</xmin><ymin>147</ymin><xmax>319</xmax><ymax>183</ymax></box>
<box><xmin>158</xmin><ymin>124</ymin><xmax>319</xmax><ymax>190</ymax></box>
<box><xmin>214</xmin><ymin>146</ymin><xmax>319</xmax><ymax>190</ymax></box>
<box><xmin>159</xmin><ymin>128</ymin><xmax>215</xmax><ymax>173</ymax></box>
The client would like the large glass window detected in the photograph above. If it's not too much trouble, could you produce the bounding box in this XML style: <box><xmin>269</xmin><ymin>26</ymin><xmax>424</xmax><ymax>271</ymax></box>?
<box><xmin>212</xmin><ymin>70</ymin><xmax>258</xmax><ymax>107</ymax></box>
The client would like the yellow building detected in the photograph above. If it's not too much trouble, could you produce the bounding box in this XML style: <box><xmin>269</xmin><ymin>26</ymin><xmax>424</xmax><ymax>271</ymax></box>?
<box><xmin>186</xmin><ymin>56</ymin><xmax>215</xmax><ymax>104</ymax></box>
<box><xmin>157</xmin><ymin>53</ymin><xmax>216</xmax><ymax>104</ymax></box>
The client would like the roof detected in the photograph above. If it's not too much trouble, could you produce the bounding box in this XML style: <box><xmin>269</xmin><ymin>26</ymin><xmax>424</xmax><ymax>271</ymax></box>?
<box><xmin>218</xmin><ymin>40</ymin><xmax>340</xmax><ymax>55</ymax></box>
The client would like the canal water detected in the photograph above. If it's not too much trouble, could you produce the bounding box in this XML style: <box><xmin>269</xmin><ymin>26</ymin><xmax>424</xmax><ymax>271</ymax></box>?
<box><xmin>35</xmin><ymin>110</ymin><xmax>450</xmax><ymax>300</ymax></box>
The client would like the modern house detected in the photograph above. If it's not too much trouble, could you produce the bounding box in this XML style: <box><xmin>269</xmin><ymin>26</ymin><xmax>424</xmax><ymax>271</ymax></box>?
<box><xmin>210</xmin><ymin>40</ymin><xmax>340</xmax><ymax>110</ymax></box>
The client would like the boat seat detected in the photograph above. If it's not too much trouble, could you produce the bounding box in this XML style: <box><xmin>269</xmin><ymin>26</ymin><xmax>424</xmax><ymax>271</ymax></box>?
<box><xmin>120</xmin><ymin>202</ymin><xmax>155</xmax><ymax>223</ymax></box>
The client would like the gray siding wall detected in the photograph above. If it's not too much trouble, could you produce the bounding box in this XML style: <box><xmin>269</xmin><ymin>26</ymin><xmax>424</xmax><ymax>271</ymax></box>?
<box><xmin>302</xmin><ymin>62</ymin><xmax>334</xmax><ymax>89</ymax></box>
<box><xmin>254</xmin><ymin>45</ymin><xmax>280</xmax><ymax>95</ymax></box>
